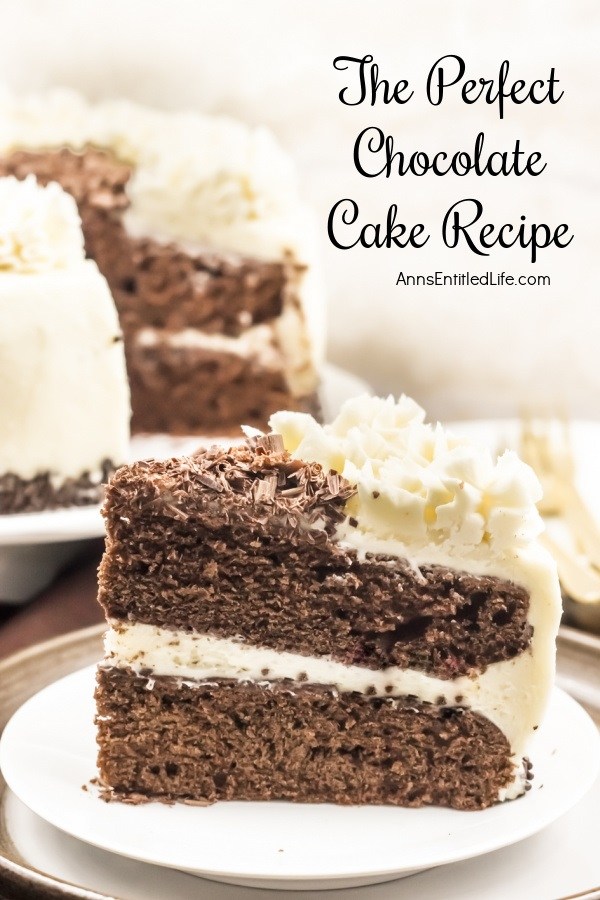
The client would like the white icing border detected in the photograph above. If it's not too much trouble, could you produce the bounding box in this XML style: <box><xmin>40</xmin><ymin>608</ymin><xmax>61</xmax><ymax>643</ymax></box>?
<box><xmin>134</xmin><ymin>323</ymin><xmax>281</xmax><ymax>371</ymax></box>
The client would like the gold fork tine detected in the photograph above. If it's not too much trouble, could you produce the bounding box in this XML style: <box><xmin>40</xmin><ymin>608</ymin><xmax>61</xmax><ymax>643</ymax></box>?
<box><xmin>519</xmin><ymin>417</ymin><xmax>562</xmax><ymax>515</ymax></box>
<box><xmin>558</xmin><ymin>413</ymin><xmax>576</xmax><ymax>480</ymax></box>
<box><xmin>499</xmin><ymin>419</ymin><xmax>600</xmax><ymax>604</ymax></box>
<box><xmin>561</xmin><ymin>481</ymin><xmax>600</xmax><ymax>571</ymax></box>
<box><xmin>542</xmin><ymin>534</ymin><xmax>600</xmax><ymax>604</ymax></box>
<box><xmin>519</xmin><ymin>416</ymin><xmax>600</xmax><ymax>571</ymax></box>
<box><xmin>548</xmin><ymin>418</ymin><xmax>600</xmax><ymax>568</ymax></box>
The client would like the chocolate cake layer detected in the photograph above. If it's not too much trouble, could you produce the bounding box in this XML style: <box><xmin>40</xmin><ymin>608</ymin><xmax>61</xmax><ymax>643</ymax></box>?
<box><xmin>0</xmin><ymin>459</ymin><xmax>115</xmax><ymax>514</ymax></box>
<box><xmin>127</xmin><ymin>342</ymin><xmax>319</xmax><ymax>435</ymax></box>
<box><xmin>96</xmin><ymin>667</ymin><xmax>519</xmax><ymax>810</ymax></box>
<box><xmin>0</xmin><ymin>148</ymin><xmax>314</xmax><ymax>433</ymax></box>
<box><xmin>99</xmin><ymin>441</ymin><xmax>532</xmax><ymax>678</ymax></box>
<box><xmin>0</xmin><ymin>148</ymin><xmax>288</xmax><ymax>335</ymax></box>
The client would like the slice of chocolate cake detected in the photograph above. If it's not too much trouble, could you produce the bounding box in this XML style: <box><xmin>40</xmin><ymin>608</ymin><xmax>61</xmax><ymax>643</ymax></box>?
<box><xmin>0</xmin><ymin>89</ymin><xmax>322</xmax><ymax>435</ymax></box>
<box><xmin>95</xmin><ymin>396</ymin><xmax>561</xmax><ymax>810</ymax></box>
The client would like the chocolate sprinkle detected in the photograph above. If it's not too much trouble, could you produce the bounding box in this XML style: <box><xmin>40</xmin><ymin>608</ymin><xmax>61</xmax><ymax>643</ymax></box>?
<box><xmin>0</xmin><ymin>459</ymin><xmax>115</xmax><ymax>514</ymax></box>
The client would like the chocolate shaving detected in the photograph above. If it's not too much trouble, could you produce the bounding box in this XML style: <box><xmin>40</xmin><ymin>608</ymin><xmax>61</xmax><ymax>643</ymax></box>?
<box><xmin>0</xmin><ymin>459</ymin><xmax>116</xmax><ymax>514</ymax></box>
<box><xmin>172</xmin><ymin>439</ymin><xmax>355</xmax><ymax>533</ymax></box>
<box><xmin>196</xmin><ymin>472</ymin><xmax>224</xmax><ymax>493</ymax></box>
<box><xmin>252</xmin><ymin>475</ymin><xmax>278</xmax><ymax>503</ymax></box>
<box><xmin>247</xmin><ymin>433</ymin><xmax>285</xmax><ymax>454</ymax></box>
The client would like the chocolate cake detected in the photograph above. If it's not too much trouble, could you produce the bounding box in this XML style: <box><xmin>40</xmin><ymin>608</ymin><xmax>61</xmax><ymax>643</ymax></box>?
<box><xmin>95</xmin><ymin>396</ymin><xmax>561</xmax><ymax>809</ymax></box>
<box><xmin>0</xmin><ymin>175</ymin><xmax>129</xmax><ymax>514</ymax></box>
<box><xmin>0</xmin><ymin>90</ymin><xmax>322</xmax><ymax>435</ymax></box>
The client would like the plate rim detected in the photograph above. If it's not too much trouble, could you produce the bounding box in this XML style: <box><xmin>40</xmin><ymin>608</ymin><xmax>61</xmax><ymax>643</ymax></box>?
<box><xmin>0</xmin><ymin>624</ymin><xmax>108</xmax><ymax>899</ymax></box>
<box><xmin>1</xmin><ymin>640</ymin><xmax>599</xmax><ymax>886</ymax></box>
<box><xmin>0</xmin><ymin>625</ymin><xmax>598</xmax><ymax>898</ymax></box>
<box><xmin>0</xmin><ymin>505</ymin><xmax>105</xmax><ymax>547</ymax></box>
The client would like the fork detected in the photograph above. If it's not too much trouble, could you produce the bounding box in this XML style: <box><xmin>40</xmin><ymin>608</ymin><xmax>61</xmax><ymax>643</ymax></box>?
<box><xmin>541</xmin><ymin>533</ymin><xmax>600</xmax><ymax>604</ymax></box>
<box><xmin>519</xmin><ymin>416</ymin><xmax>600</xmax><ymax>572</ymax></box>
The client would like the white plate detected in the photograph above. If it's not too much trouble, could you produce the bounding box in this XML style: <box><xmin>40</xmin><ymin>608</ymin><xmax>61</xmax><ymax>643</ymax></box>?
<box><xmin>0</xmin><ymin>667</ymin><xmax>597</xmax><ymax>891</ymax></box>
<box><xmin>0</xmin><ymin>364</ymin><xmax>370</xmax><ymax>602</ymax></box>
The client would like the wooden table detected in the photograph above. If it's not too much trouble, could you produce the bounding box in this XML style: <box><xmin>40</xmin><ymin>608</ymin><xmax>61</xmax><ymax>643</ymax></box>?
<box><xmin>0</xmin><ymin>541</ymin><xmax>105</xmax><ymax>660</ymax></box>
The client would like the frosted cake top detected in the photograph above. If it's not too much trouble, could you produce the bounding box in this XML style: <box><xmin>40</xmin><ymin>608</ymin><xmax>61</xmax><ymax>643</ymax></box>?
<box><xmin>270</xmin><ymin>394</ymin><xmax>543</xmax><ymax>559</ymax></box>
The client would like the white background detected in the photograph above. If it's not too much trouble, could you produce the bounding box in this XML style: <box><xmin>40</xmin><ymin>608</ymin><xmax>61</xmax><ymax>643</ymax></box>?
<box><xmin>1</xmin><ymin>0</ymin><xmax>598</xmax><ymax>419</ymax></box>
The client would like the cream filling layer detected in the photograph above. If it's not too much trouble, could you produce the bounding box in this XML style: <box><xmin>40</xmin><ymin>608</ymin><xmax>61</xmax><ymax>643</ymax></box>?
<box><xmin>134</xmin><ymin>323</ymin><xmax>281</xmax><ymax>371</ymax></box>
<box><xmin>133</xmin><ymin>319</ymin><xmax>318</xmax><ymax>397</ymax></box>
<box><xmin>104</xmin><ymin>620</ymin><xmax>538</xmax><ymax>760</ymax></box>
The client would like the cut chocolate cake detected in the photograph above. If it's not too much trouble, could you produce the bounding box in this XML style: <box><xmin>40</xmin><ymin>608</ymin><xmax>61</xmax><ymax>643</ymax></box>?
<box><xmin>95</xmin><ymin>396</ymin><xmax>561</xmax><ymax>809</ymax></box>
<box><xmin>0</xmin><ymin>90</ymin><xmax>322</xmax><ymax>434</ymax></box>
<box><xmin>0</xmin><ymin>175</ymin><xmax>129</xmax><ymax>514</ymax></box>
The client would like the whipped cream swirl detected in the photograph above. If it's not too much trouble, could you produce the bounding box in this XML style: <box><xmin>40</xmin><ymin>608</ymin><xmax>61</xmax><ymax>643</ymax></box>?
<box><xmin>270</xmin><ymin>395</ymin><xmax>543</xmax><ymax>558</ymax></box>
<box><xmin>0</xmin><ymin>175</ymin><xmax>85</xmax><ymax>273</ymax></box>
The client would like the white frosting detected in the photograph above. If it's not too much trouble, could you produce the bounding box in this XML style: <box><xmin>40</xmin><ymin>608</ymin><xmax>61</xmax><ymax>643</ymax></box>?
<box><xmin>0</xmin><ymin>91</ymin><xmax>297</xmax><ymax>228</ymax></box>
<box><xmin>0</xmin><ymin>261</ymin><xmax>130</xmax><ymax>481</ymax></box>
<box><xmin>0</xmin><ymin>175</ymin><xmax>84</xmax><ymax>272</ymax></box>
<box><xmin>104</xmin><ymin>539</ymin><xmax>558</xmax><ymax>762</ymax></box>
<box><xmin>498</xmin><ymin>765</ymin><xmax>528</xmax><ymax>802</ymax></box>
<box><xmin>0</xmin><ymin>88</ymin><xmax>325</xmax><ymax>384</ymax></box>
<box><xmin>267</xmin><ymin>394</ymin><xmax>561</xmax><ymax>772</ymax></box>
<box><xmin>134</xmin><ymin>323</ymin><xmax>281</xmax><ymax>371</ymax></box>
<box><xmin>270</xmin><ymin>395</ymin><xmax>543</xmax><ymax>561</ymax></box>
